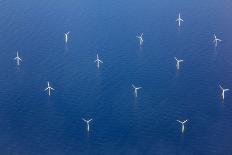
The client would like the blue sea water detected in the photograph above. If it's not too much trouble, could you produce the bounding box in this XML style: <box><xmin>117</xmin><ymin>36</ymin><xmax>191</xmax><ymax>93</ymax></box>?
<box><xmin>0</xmin><ymin>0</ymin><xmax>232</xmax><ymax>154</ymax></box>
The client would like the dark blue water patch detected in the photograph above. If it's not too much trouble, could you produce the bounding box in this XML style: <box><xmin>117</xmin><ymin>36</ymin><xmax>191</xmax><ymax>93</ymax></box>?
<box><xmin>0</xmin><ymin>0</ymin><xmax>232</xmax><ymax>154</ymax></box>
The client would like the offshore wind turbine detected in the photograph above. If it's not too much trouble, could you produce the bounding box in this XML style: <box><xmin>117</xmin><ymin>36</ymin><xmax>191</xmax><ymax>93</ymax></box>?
<box><xmin>132</xmin><ymin>84</ymin><xmax>142</xmax><ymax>97</ymax></box>
<box><xmin>219</xmin><ymin>85</ymin><xmax>229</xmax><ymax>100</ymax></box>
<box><xmin>82</xmin><ymin>118</ymin><xmax>93</xmax><ymax>132</ymax></box>
<box><xmin>14</xmin><ymin>51</ymin><xmax>22</xmax><ymax>66</ymax></box>
<box><xmin>174</xmin><ymin>57</ymin><xmax>184</xmax><ymax>70</ymax></box>
<box><xmin>44</xmin><ymin>81</ymin><xmax>55</xmax><ymax>96</ymax></box>
<box><xmin>64</xmin><ymin>31</ymin><xmax>70</xmax><ymax>43</ymax></box>
<box><xmin>94</xmin><ymin>54</ymin><xmax>103</xmax><ymax>68</ymax></box>
<box><xmin>136</xmin><ymin>33</ymin><xmax>144</xmax><ymax>46</ymax></box>
<box><xmin>177</xmin><ymin>120</ymin><xmax>188</xmax><ymax>133</ymax></box>
<box><xmin>176</xmin><ymin>13</ymin><xmax>184</xmax><ymax>27</ymax></box>
<box><xmin>213</xmin><ymin>34</ymin><xmax>222</xmax><ymax>46</ymax></box>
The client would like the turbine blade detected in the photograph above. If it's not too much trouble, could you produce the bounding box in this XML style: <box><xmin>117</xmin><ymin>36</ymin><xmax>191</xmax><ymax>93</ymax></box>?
<box><xmin>219</xmin><ymin>85</ymin><xmax>223</xmax><ymax>90</ymax></box>
<box><xmin>82</xmin><ymin>118</ymin><xmax>87</xmax><ymax>122</ymax></box>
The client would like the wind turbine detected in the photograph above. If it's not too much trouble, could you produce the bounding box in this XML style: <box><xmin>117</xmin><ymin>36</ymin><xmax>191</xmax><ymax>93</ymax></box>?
<box><xmin>94</xmin><ymin>54</ymin><xmax>103</xmax><ymax>68</ymax></box>
<box><xmin>177</xmin><ymin>120</ymin><xmax>188</xmax><ymax>133</ymax></box>
<box><xmin>219</xmin><ymin>85</ymin><xmax>229</xmax><ymax>100</ymax></box>
<box><xmin>213</xmin><ymin>34</ymin><xmax>222</xmax><ymax>46</ymax></box>
<box><xmin>64</xmin><ymin>31</ymin><xmax>70</xmax><ymax>43</ymax></box>
<box><xmin>14</xmin><ymin>51</ymin><xmax>22</xmax><ymax>66</ymax></box>
<box><xmin>174</xmin><ymin>57</ymin><xmax>184</xmax><ymax>70</ymax></box>
<box><xmin>44</xmin><ymin>81</ymin><xmax>55</xmax><ymax>96</ymax></box>
<box><xmin>132</xmin><ymin>84</ymin><xmax>142</xmax><ymax>97</ymax></box>
<box><xmin>82</xmin><ymin>118</ymin><xmax>93</xmax><ymax>132</ymax></box>
<box><xmin>136</xmin><ymin>33</ymin><xmax>144</xmax><ymax>46</ymax></box>
<box><xmin>176</xmin><ymin>13</ymin><xmax>184</xmax><ymax>27</ymax></box>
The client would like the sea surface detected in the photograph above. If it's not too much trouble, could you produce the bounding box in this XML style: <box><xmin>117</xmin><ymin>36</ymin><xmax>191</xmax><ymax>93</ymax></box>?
<box><xmin>0</xmin><ymin>0</ymin><xmax>232</xmax><ymax>154</ymax></box>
